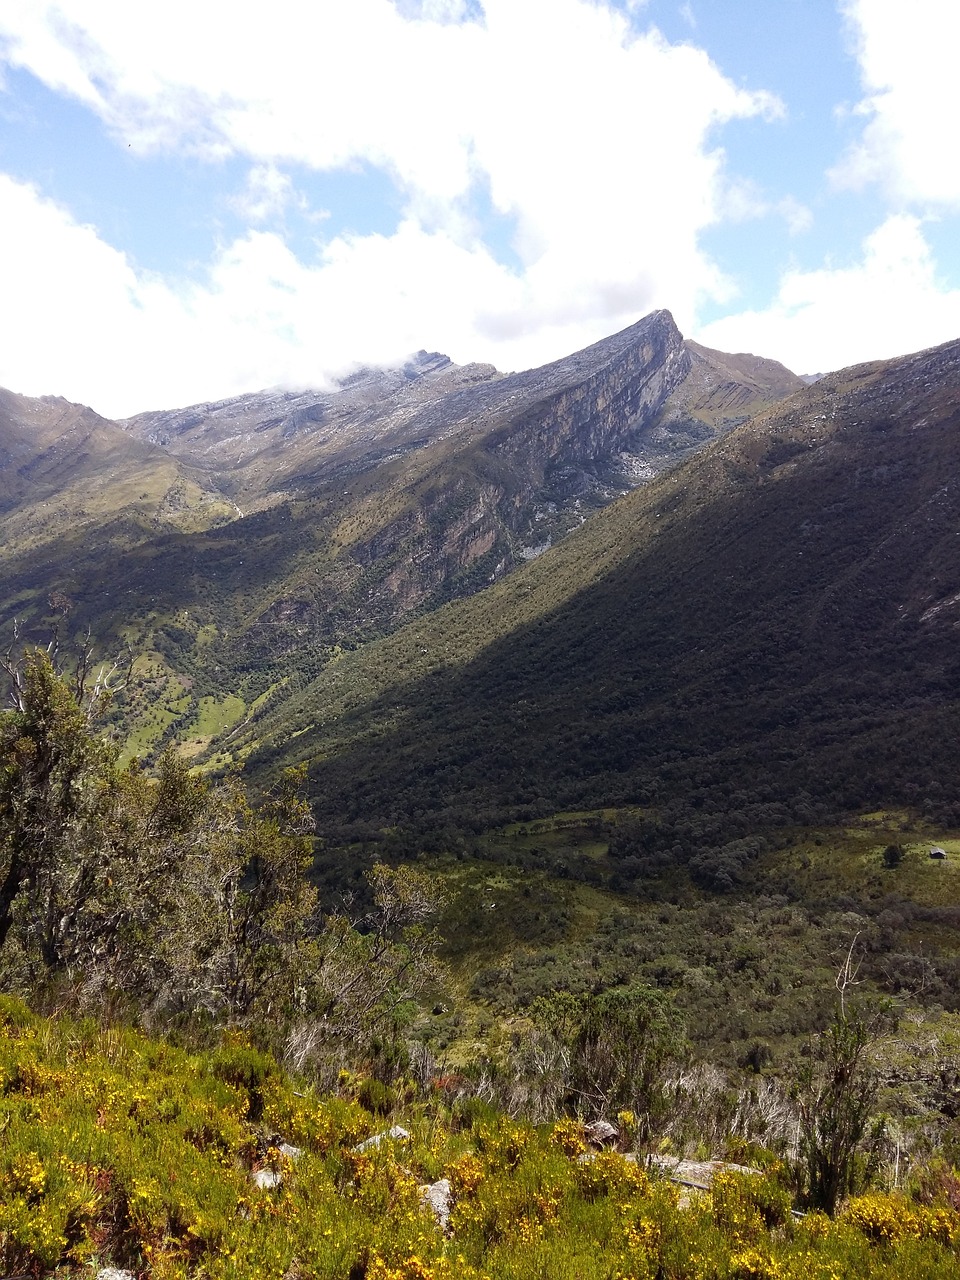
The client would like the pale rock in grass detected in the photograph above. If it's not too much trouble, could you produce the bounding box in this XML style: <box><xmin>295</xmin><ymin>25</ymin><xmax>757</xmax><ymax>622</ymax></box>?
<box><xmin>354</xmin><ymin>1125</ymin><xmax>411</xmax><ymax>1152</ymax></box>
<box><xmin>419</xmin><ymin>1177</ymin><xmax>453</xmax><ymax>1231</ymax></box>
<box><xmin>583</xmin><ymin>1119</ymin><xmax>620</xmax><ymax>1148</ymax></box>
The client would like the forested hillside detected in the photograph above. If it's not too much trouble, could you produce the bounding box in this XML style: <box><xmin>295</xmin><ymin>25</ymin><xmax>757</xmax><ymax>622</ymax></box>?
<box><xmin>236</xmin><ymin>335</ymin><xmax>960</xmax><ymax>852</ymax></box>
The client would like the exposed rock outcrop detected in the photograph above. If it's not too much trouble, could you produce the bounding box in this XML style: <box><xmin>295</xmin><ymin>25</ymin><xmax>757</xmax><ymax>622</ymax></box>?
<box><xmin>419</xmin><ymin>1177</ymin><xmax>453</xmax><ymax>1231</ymax></box>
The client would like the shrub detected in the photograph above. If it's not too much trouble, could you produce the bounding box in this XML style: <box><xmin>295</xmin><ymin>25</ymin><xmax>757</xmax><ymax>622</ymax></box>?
<box><xmin>208</xmin><ymin>1038</ymin><xmax>278</xmax><ymax>1121</ymax></box>
<box><xmin>358</xmin><ymin>1077</ymin><xmax>398</xmax><ymax>1116</ymax></box>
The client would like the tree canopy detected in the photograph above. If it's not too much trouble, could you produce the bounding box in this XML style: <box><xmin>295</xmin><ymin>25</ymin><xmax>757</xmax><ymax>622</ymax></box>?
<box><xmin>0</xmin><ymin>648</ymin><xmax>444</xmax><ymax>1063</ymax></box>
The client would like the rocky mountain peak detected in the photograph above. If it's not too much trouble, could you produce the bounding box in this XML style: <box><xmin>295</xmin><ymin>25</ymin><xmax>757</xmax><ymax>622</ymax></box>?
<box><xmin>401</xmin><ymin>350</ymin><xmax>454</xmax><ymax>379</ymax></box>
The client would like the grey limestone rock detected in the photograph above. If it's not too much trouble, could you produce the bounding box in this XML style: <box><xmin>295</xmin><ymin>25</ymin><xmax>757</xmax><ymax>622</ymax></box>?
<box><xmin>583</xmin><ymin>1119</ymin><xmax>620</xmax><ymax>1147</ymax></box>
<box><xmin>647</xmin><ymin>1155</ymin><xmax>760</xmax><ymax>1191</ymax></box>
<box><xmin>419</xmin><ymin>1177</ymin><xmax>453</xmax><ymax>1231</ymax></box>
<box><xmin>354</xmin><ymin>1124</ymin><xmax>411</xmax><ymax>1153</ymax></box>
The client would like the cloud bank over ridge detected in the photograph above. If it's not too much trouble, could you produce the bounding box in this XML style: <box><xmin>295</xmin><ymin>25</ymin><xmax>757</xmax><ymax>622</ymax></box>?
<box><xmin>0</xmin><ymin>0</ymin><xmax>959</xmax><ymax>411</ymax></box>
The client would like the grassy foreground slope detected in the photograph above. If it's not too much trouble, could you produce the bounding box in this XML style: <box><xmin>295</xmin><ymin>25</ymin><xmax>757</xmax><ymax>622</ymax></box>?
<box><xmin>235</xmin><ymin>336</ymin><xmax>960</xmax><ymax>836</ymax></box>
<box><xmin>3</xmin><ymin>999</ymin><xmax>960</xmax><ymax>1280</ymax></box>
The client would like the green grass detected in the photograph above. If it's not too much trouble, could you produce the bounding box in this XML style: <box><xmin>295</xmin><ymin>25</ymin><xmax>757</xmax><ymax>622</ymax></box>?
<box><xmin>115</xmin><ymin>658</ymin><xmax>194</xmax><ymax>766</ymax></box>
<box><xmin>178</xmin><ymin>695</ymin><xmax>247</xmax><ymax>758</ymax></box>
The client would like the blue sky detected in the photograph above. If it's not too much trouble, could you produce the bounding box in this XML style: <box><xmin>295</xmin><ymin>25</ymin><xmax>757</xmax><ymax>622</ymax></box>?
<box><xmin>1</xmin><ymin>0</ymin><xmax>959</xmax><ymax>416</ymax></box>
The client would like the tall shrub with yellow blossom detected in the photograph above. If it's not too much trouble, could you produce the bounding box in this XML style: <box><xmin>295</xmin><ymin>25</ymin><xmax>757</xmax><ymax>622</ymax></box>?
<box><xmin>3</xmin><ymin>999</ymin><xmax>960</xmax><ymax>1279</ymax></box>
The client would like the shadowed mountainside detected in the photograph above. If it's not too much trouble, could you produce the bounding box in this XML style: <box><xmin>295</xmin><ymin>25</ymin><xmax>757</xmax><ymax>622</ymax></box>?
<box><xmin>230</xmin><ymin>335</ymin><xmax>960</xmax><ymax>838</ymax></box>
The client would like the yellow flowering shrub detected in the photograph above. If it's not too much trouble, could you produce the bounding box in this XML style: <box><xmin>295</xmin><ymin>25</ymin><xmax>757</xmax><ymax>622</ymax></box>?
<box><xmin>842</xmin><ymin>1192</ymin><xmax>918</xmax><ymax>1244</ymax></box>
<box><xmin>550</xmin><ymin>1117</ymin><xmax>587</xmax><ymax>1157</ymax></box>
<box><xmin>914</xmin><ymin>1203</ymin><xmax>960</xmax><ymax>1246</ymax></box>
<box><xmin>839</xmin><ymin>1190</ymin><xmax>960</xmax><ymax>1251</ymax></box>
<box><xmin>5</xmin><ymin>1007</ymin><xmax>960</xmax><ymax>1280</ymax></box>
<box><xmin>7</xmin><ymin>1150</ymin><xmax>46</xmax><ymax>1201</ymax></box>
<box><xmin>448</xmin><ymin>1152</ymin><xmax>485</xmax><ymax>1196</ymax></box>
<box><xmin>0</xmin><ymin>1196</ymin><xmax>69</xmax><ymax>1269</ymax></box>
<box><xmin>712</xmin><ymin>1170</ymin><xmax>792</xmax><ymax>1243</ymax></box>
<box><xmin>365</xmin><ymin>1250</ymin><xmax>485</xmax><ymax>1280</ymax></box>
<box><xmin>575</xmin><ymin>1150</ymin><xmax>650</xmax><ymax>1201</ymax></box>
<box><xmin>728</xmin><ymin>1246</ymin><xmax>785</xmax><ymax>1280</ymax></box>
<box><xmin>473</xmin><ymin>1120</ymin><xmax>530</xmax><ymax>1168</ymax></box>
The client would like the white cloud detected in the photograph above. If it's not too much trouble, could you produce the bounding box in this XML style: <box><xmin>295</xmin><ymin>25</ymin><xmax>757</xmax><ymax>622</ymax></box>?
<box><xmin>0</xmin><ymin>173</ymin><xmax>545</xmax><ymax>415</ymax></box>
<box><xmin>717</xmin><ymin>179</ymin><xmax>812</xmax><ymax>236</ymax></box>
<box><xmin>231</xmin><ymin>164</ymin><xmax>307</xmax><ymax>224</ymax></box>
<box><xmin>834</xmin><ymin>0</ymin><xmax>960</xmax><ymax>207</ymax></box>
<box><xmin>0</xmin><ymin>0</ymin><xmax>784</xmax><ymax>410</ymax></box>
<box><xmin>778</xmin><ymin>196</ymin><xmax>813</xmax><ymax>237</ymax></box>
<box><xmin>396</xmin><ymin>0</ymin><xmax>477</xmax><ymax>21</ymax></box>
<box><xmin>695</xmin><ymin>215</ymin><xmax>960</xmax><ymax>374</ymax></box>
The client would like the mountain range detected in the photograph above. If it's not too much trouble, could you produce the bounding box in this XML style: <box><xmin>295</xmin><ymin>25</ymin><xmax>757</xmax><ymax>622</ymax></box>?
<box><xmin>2</xmin><ymin>311</ymin><xmax>959</xmax><ymax>854</ymax></box>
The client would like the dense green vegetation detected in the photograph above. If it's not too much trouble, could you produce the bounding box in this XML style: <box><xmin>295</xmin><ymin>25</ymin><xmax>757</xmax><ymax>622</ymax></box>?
<box><xmin>202</xmin><ymin>341</ymin><xmax>960</xmax><ymax>904</ymax></box>
<box><xmin>0</xmin><ymin>650</ymin><xmax>443</xmax><ymax>1061</ymax></box>
<box><xmin>4</xmin><ymin>333</ymin><xmax>960</xmax><ymax>1274</ymax></box>
<box><xmin>5</xmin><ymin>656</ymin><xmax>960</xmax><ymax>1277</ymax></box>
<box><xmin>408</xmin><ymin>814</ymin><xmax>960</xmax><ymax>1073</ymax></box>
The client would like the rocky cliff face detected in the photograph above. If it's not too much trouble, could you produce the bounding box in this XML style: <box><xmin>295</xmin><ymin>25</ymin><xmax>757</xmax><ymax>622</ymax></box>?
<box><xmin>490</xmin><ymin>309</ymin><xmax>691</xmax><ymax>471</ymax></box>
<box><xmin>320</xmin><ymin>312</ymin><xmax>694</xmax><ymax>629</ymax></box>
<box><xmin>227</xmin><ymin>316</ymin><xmax>652</xmax><ymax>640</ymax></box>
<box><xmin>227</xmin><ymin>313</ymin><xmax>803</xmax><ymax>658</ymax></box>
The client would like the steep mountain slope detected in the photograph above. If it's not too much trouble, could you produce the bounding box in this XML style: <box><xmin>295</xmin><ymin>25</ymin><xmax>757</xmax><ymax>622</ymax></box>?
<box><xmin>121</xmin><ymin>350</ymin><xmax>498</xmax><ymax>506</ymax></box>
<box><xmin>0</xmin><ymin>388</ymin><xmax>238</xmax><ymax>591</ymax></box>
<box><xmin>0</xmin><ymin>313</ymin><xmax>800</xmax><ymax>764</ymax></box>
<box><xmin>121</xmin><ymin>315</ymin><xmax>800</xmax><ymax>517</ymax></box>
<box><xmin>234</xmin><ymin>335</ymin><xmax>960</xmax><ymax>840</ymax></box>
